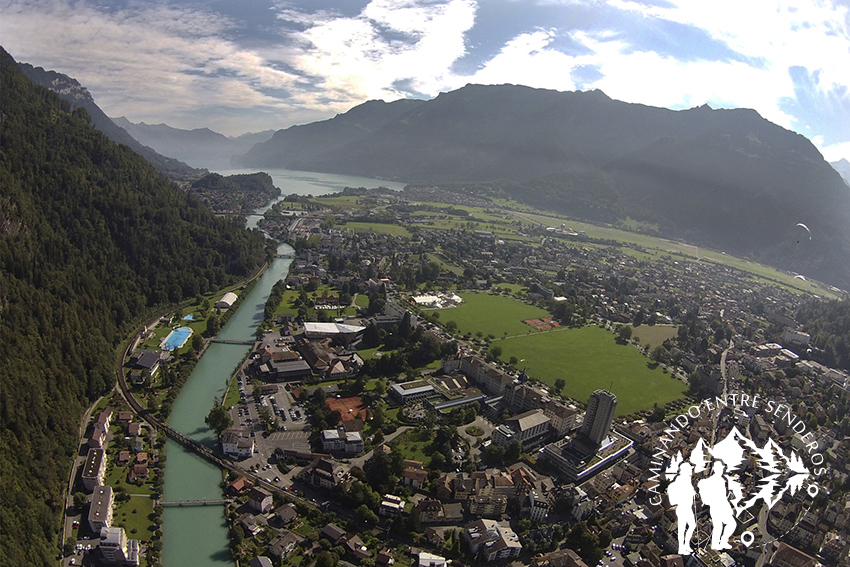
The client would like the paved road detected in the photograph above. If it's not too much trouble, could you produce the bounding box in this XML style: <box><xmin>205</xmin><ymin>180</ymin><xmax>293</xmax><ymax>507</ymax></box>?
<box><xmin>347</xmin><ymin>426</ymin><xmax>412</xmax><ymax>469</ymax></box>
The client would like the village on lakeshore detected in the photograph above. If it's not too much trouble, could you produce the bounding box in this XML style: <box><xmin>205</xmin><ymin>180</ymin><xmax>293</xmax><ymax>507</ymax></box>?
<box><xmin>66</xmin><ymin>188</ymin><xmax>850</xmax><ymax>567</ymax></box>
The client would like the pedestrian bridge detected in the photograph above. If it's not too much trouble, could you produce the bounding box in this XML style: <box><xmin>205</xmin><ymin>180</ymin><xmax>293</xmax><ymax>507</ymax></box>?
<box><xmin>160</xmin><ymin>499</ymin><xmax>229</xmax><ymax>507</ymax></box>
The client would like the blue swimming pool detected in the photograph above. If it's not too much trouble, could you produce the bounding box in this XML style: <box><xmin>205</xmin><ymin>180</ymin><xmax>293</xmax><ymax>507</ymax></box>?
<box><xmin>163</xmin><ymin>327</ymin><xmax>193</xmax><ymax>350</ymax></box>
<box><xmin>183</xmin><ymin>314</ymin><xmax>195</xmax><ymax>321</ymax></box>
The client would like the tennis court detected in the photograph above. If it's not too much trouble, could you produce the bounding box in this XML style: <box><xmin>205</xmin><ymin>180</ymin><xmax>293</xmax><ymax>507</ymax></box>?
<box><xmin>162</xmin><ymin>327</ymin><xmax>193</xmax><ymax>351</ymax></box>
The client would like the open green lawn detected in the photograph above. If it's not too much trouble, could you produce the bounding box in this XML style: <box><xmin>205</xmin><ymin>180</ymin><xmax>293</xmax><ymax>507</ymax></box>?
<box><xmin>112</xmin><ymin>494</ymin><xmax>156</xmax><ymax>540</ymax></box>
<box><xmin>437</xmin><ymin>292</ymin><xmax>550</xmax><ymax>338</ymax></box>
<box><xmin>342</xmin><ymin>221</ymin><xmax>412</xmax><ymax>238</ymax></box>
<box><xmin>497</xmin><ymin>326</ymin><xmax>687</xmax><ymax>416</ymax></box>
<box><xmin>354</xmin><ymin>293</ymin><xmax>370</xmax><ymax>308</ymax></box>
<box><xmin>630</xmin><ymin>324</ymin><xmax>678</xmax><ymax>351</ymax></box>
<box><xmin>389</xmin><ymin>430</ymin><xmax>432</xmax><ymax>462</ymax></box>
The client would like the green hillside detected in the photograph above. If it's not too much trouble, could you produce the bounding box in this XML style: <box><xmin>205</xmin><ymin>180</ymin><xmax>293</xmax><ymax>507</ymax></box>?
<box><xmin>0</xmin><ymin>47</ymin><xmax>271</xmax><ymax>566</ymax></box>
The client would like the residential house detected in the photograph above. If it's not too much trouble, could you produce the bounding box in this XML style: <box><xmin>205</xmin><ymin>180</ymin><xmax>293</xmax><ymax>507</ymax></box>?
<box><xmin>418</xmin><ymin>552</ymin><xmax>448</xmax><ymax>567</ymax></box>
<box><xmin>320</xmin><ymin>523</ymin><xmax>347</xmax><ymax>544</ymax></box>
<box><xmin>268</xmin><ymin>531</ymin><xmax>303</xmax><ymax>560</ymax></box>
<box><xmin>343</xmin><ymin>534</ymin><xmax>372</xmax><ymax>560</ymax></box>
<box><xmin>248</xmin><ymin>487</ymin><xmax>273</xmax><ymax>514</ymax></box>
<box><xmin>238</xmin><ymin>514</ymin><xmax>262</xmax><ymax>536</ymax></box>
<box><xmin>299</xmin><ymin>458</ymin><xmax>349</xmax><ymax>490</ymax></box>
<box><xmin>419</xmin><ymin>499</ymin><xmax>446</xmax><ymax>523</ymax></box>
<box><xmin>380</xmin><ymin>494</ymin><xmax>405</xmax><ymax>517</ymax></box>
<box><xmin>274</xmin><ymin>503</ymin><xmax>297</xmax><ymax>524</ymax></box>
<box><xmin>403</xmin><ymin>460</ymin><xmax>428</xmax><ymax>489</ymax></box>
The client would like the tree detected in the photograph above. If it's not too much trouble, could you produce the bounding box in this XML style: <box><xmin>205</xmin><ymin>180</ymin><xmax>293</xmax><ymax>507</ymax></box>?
<box><xmin>205</xmin><ymin>313</ymin><xmax>221</xmax><ymax>337</ymax></box>
<box><xmin>356</xmin><ymin>504</ymin><xmax>379</xmax><ymax>524</ymax></box>
<box><xmin>205</xmin><ymin>404</ymin><xmax>232</xmax><ymax>435</ymax></box>
<box><xmin>504</xmin><ymin>441</ymin><xmax>521</xmax><ymax>463</ymax></box>
<box><xmin>488</xmin><ymin>345</ymin><xmax>503</xmax><ymax>360</ymax></box>
<box><xmin>315</xmin><ymin>550</ymin><xmax>338</xmax><ymax>567</ymax></box>
<box><xmin>617</xmin><ymin>325</ymin><xmax>633</xmax><ymax>341</ymax></box>
<box><xmin>191</xmin><ymin>333</ymin><xmax>204</xmax><ymax>352</ymax></box>
<box><xmin>554</xmin><ymin>379</ymin><xmax>566</xmax><ymax>393</ymax></box>
<box><xmin>651</xmin><ymin>345</ymin><xmax>667</xmax><ymax>363</ymax></box>
<box><xmin>73</xmin><ymin>491</ymin><xmax>87</xmax><ymax>511</ymax></box>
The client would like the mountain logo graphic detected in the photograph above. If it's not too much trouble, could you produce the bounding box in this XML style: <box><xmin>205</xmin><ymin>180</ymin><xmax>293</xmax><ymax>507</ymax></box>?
<box><xmin>665</xmin><ymin>427</ymin><xmax>818</xmax><ymax>555</ymax></box>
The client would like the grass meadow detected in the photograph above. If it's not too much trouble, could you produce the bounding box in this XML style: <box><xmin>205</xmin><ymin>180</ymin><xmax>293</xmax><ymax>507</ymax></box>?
<box><xmin>436</xmin><ymin>292</ymin><xmax>550</xmax><ymax>338</ymax></box>
<box><xmin>497</xmin><ymin>326</ymin><xmax>687</xmax><ymax>416</ymax></box>
<box><xmin>630</xmin><ymin>324</ymin><xmax>678</xmax><ymax>351</ymax></box>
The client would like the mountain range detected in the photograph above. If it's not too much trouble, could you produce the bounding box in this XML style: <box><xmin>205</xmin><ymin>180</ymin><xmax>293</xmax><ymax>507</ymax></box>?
<box><xmin>16</xmin><ymin>63</ymin><xmax>202</xmax><ymax>180</ymax></box>
<box><xmin>235</xmin><ymin>84</ymin><xmax>850</xmax><ymax>290</ymax></box>
<box><xmin>112</xmin><ymin>117</ymin><xmax>274</xmax><ymax>170</ymax></box>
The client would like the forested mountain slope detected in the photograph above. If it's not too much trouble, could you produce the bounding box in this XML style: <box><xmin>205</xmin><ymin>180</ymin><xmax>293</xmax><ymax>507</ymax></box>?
<box><xmin>17</xmin><ymin>62</ymin><xmax>202</xmax><ymax>180</ymax></box>
<box><xmin>0</xmin><ymin>47</ymin><xmax>270</xmax><ymax>566</ymax></box>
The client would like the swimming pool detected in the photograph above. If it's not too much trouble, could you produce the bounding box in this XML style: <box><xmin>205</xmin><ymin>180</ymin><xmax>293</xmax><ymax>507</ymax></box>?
<box><xmin>183</xmin><ymin>314</ymin><xmax>195</xmax><ymax>321</ymax></box>
<box><xmin>162</xmin><ymin>327</ymin><xmax>193</xmax><ymax>351</ymax></box>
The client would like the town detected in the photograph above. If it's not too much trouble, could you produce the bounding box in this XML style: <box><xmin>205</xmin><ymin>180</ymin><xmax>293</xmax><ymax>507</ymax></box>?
<box><xmin>65</xmin><ymin>187</ymin><xmax>850</xmax><ymax>567</ymax></box>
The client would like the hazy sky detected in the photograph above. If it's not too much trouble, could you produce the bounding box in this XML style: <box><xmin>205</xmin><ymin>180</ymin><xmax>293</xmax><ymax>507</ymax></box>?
<box><xmin>2</xmin><ymin>0</ymin><xmax>849</xmax><ymax>161</ymax></box>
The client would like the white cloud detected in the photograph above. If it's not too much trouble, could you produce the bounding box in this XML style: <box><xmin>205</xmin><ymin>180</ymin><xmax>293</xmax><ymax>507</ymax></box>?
<box><xmin>278</xmin><ymin>0</ymin><xmax>477</xmax><ymax>108</ymax></box>
<box><xmin>0</xmin><ymin>0</ymin><xmax>299</xmax><ymax>132</ymax></box>
<box><xmin>461</xmin><ymin>30</ymin><xmax>580</xmax><ymax>91</ymax></box>
<box><xmin>606</xmin><ymin>0</ymin><xmax>850</xmax><ymax>128</ymax></box>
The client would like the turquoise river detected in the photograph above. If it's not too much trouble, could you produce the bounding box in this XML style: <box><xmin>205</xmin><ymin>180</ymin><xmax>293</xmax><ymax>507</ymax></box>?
<box><xmin>161</xmin><ymin>170</ymin><xmax>405</xmax><ymax>567</ymax></box>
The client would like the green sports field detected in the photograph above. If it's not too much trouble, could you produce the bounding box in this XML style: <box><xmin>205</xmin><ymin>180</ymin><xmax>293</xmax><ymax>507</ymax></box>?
<box><xmin>497</xmin><ymin>326</ymin><xmax>687</xmax><ymax>415</ymax></box>
<box><xmin>437</xmin><ymin>292</ymin><xmax>550</xmax><ymax>338</ymax></box>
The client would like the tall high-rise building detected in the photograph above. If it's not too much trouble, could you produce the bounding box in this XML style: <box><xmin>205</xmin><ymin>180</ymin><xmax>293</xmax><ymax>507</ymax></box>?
<box><xmin>581</xmin><ymin>389</ymin><xmax>617</xmax><ymax>445</ymax></box>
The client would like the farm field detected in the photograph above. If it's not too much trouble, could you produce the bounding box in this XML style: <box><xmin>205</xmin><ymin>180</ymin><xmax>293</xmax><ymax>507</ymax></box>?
<box><xmin>340</xmin><ymin>221</ymin><xmax>412</xmax><ymax>238</ymax></box>
<box><xmin>436</xmin><ymin>292</ymin><xmax>550</xmax><ymax>338</ymax></box>
<box><xmin>496</xmin><ymin>326</ymin><xmax>687</xmax><ymax>416</ymax></box>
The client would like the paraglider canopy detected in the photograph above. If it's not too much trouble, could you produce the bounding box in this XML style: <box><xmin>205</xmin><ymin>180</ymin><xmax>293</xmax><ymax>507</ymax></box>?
<box><xmin>796</xmin><ymin>223</ymin><xmax>812</xmax><ymax>244</ymax></box>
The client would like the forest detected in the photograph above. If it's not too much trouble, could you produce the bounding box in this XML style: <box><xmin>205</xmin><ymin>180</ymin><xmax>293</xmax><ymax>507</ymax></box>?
<box><xmin>0</xmin><ymin>47</ymin><xmax>272</xmax><ymax>566</ymax></box>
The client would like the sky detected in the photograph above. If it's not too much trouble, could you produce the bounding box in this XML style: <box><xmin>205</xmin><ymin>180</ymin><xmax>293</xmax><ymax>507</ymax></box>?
<box><xmin>1</xmin><ymin>0</ymin><xmax>849</xmax><ymax>162</ymax></box>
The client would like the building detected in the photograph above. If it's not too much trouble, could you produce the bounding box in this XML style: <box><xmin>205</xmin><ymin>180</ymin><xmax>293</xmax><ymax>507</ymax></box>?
<box><xmin>299</xmin><ymin>458</ymin><xmax>349</xmax><ymax>490</ymax></box>
<box><xmin>221</xmin><ymin>429</ymin><xmax>254</xmax><ymax>459</ymax></box>
<box><xmin>467</xmin><ymin>493</ymin><xmax>508</xmax><ymax>517</ymax></box>
<box><xmin>248</xmin><ymin>487</ymin><xmax>273</xmax><ymax>513</ymax></box>
<box><xmin>462</xmin><ymin>519</ymin><xmax>522</xmax><ymax>562</ymax></box>
<box><xmin>379</xmin><ymin>494</ymin><xmax>404</xmax><ymax>517</ymax></box>
<box><xmin>98</xmin><ymin>526</ymin><xmax>140</xmax><ymax>565</ymax></box>
<box><xmin>321</xmin><ymin>429</ymin><xmax>364</xmax><ymax>453</ymax></box>
<box><xmin>82</xmin><ymin>448</ymin><xmax>106</xmax><ymax>492</ymax></box>
<box><xmin>274</xmin><ymin>503</ymin><xmax>298</xmax><ymax>524</ymax></box>
<box><xmin>215</xmin><ymin>291</ymin><xmax>238</xmax><ymax>309</ymax></box>
<box><xmin>268</xmin><ymin>531</ymin><xmax>303</xmax><ymax>560</ymax></box>
<box><xmin>389</xmin><ymin>380</ymin><xmax>435</xmax><ymax>404</ymax></box>
<box><xmin>88</xmin><ymin>485</ymin><xmax>114</xmax><ymax>532</ymax></box>
<box><xmin>492</xmin><ymin>409</ymin><xmax>551</xmax><ymax>449</ymax></box>
<box><xmin>418</xmin><ymin>552</ymin><xmax>448</xmax><ymax>567</ymax></box>
<box><xmin>770</xmin><ymin>543</ymin><xmax>819</xmax><ymax>567</ymax></box>
<box><xmin>321</xmin><ymin>429</ymin><xmax>344</xmax><ymax>452</ymax></box>
<box><xmin>403</xmin><ymin>460</ymin><xmax>428</xmax><ymax>489</ymax></box>
<box><xmin>520</xmin><ymin>489</ymin><xmax>550</xmax><ymax>522</ymax></box>
<box><xmin>345</xmin><ymin>431</ymin><xmax>364</xmax><ymax>453</ymax></box>
<box><xmin>581</xmin><ymin>389</ymin><xmax>617</xmax><ymax>445</ymax></box>
<box><xmin>531</xmin><ymin>549</ymin><xmax>590</xmax><ymax>567</ymax></box>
